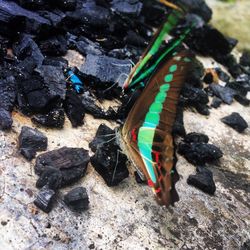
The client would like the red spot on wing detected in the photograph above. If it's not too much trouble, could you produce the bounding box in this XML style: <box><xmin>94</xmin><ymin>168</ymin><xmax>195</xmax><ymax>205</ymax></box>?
<box><xmin>131</xmin><ymin>128</ymin><xmax>137</xmax><ymax>141</ymax></box>
<box><xmin>148</xmin><ymin>179</ymin><xmax>154</xmax><ymax>187</ymax></box>
<box><xmin>155</xmin><ymin>188</ymin><xmax>161</xmax><ymax>194</ymax></box>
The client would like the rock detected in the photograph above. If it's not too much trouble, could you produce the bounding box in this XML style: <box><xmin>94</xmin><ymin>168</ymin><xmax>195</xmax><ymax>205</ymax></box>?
<box><xmin>209</xmin><ymin>84</ymin><xmax>236</xmax><ymax>105</ymax></box>
<box><xmin>203</xmin><ymin>72</ymin><xmax>213</xmax><ymax>84</ymax></box>
<box><xmin>178</xmin><ymin>142</ymin><xmax>223</xmax><ymax>165</ymax></box>
<box><xmin>18</xmin><ymin>0</ymin><xmax>47</xmax><ymax>10</ymax></box>
<box><xmin>34</xmin><ymin>186</ymin><xmax>56</xmax><ymax>213</ymax></box>
<box><xmin>35</xmin><ymin>147</ymin><xmax>90</xmax><ymax>187</ymax></box>
<box><xmin>18</xmin><ymin>126</ymin><xmax>48</xmax><ymax>160</ymax></box>
<box><xmin>0</xmin><ymin>108</ymin><xmax>12</xmax><ymax>130</ymax></box>
<box><xmin>36</xmin><ymin>167</ymin><xmax>62</xmax><ymax>190</ymax></box>
<box><xmin>79</xmin><ymin>54</ymin><xmax>131</xmax><ymax>88</ymax></box>
<box><xmin>227</xmin><ymin>74</ymin><xmax>250</xmax><ymax>96</ymax></box>
<box><xmin>111</xmin><ymin>0</ymin><xmax>143</xmax><ymax>17</ymax></box>
<box><xmin>184</xmin><ymin>132</ymin><xmax>209</xmax><ymax>144</ymax></box>
<box><xmin>63</xmin><ymin>90</ymin><xmax>85</xmax><ymax>127</ymax></box>
<box><xmin>32</xmin><ymin>108</ymin><xmax>65</xmax><ymax>128</ymax></box>
<box><xmin>187</xmin><ymin>166</ymin><xmax>216</xmax><ymax>195</ymax></box>
<box><xmin>211</xmin><ymin>96</ymin><xmax>222</xmax><ymax>109</ymax></box>
<box><xmin>89</xmin><ymin>124</ymin><xmax>116</xmax><ymax>152</ymax></box>
<box><xmin>221</xmin><ymin>112</ymin><xmax>248</xmax><ymax>133</ymax></box>
<box><xmin>39</xmin><ymin>35</ymin><xmax>68</xmax><ymax>56</ymax></box>
<box><xmin>64</xmin><ymin>187</ymin><xmax>89</xmax><ymax>212</ymax></box>
<box><xmin>240</xmin><ymin>50</ymin><xmax>250</xmax><ymax>67</ymax></box>
<box><xmin>91</xmin><ymin>140</ymin><xmax>129</xmax><ymax>186</ymax></box>
<box><xmin>124</xmin><ymin>30</ymin><xmax>147</xmax><ymax>48</ymax></box>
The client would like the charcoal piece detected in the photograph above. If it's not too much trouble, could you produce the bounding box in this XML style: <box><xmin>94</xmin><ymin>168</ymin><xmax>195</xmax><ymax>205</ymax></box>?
<box><xmin>111</xmin><ymin>0</ymin><xmax>143</xmax><ymax>16</ymax></box>
<box><xmin>96</xmin><ymin>0</ymin><xmax>111</xmax><ymax>8</ymax></box>
<box><xmin>19</xmin><ymin>126</ymin><xmax>48</xmax><ymax>160</ymax></box>
<box><xmin>178</xmin><ymin>142</ymin><xmax>223</xmax><ymax>165</ymax></box>
<box><xmin>186</xmin><ymin>25</ymin><xmax>234</xmax><ymax>58</ymax></box>
<box><xmin>39</xmin><ymin>35</ymin><xmax>67</xmax><ymax>56</ymax></box>
<box><xmin>0</xmin><ymin>108</ymin><xmax>12</xmax><ymax>130</ymax></box>
<box><xmin>185</xmin><ymin>58</ymin><xmax>204</xmax><ymax>88</ymax></box>
<box><xmin>63</xmin><ymin>91</ymin><xmax>85</xmax><ymax>127</ymax></box>
<box><xmin>74</xmin><ymin>37</ymin><xmax>104</xmax><ymax>56</ymax></box>
<box><xmin>0</xmin><ymin>76</ymin><xmax>17</xmax><ymax>112</ymax></box>
<box><xmin>43</xmin><ymin>56</ymin><xmax>68</xmax><ymax>68</ymax></box>
<box><xmin>181</xmin><ymin>85</ymin><xmax>209</xmax><ymax>115</ymax></box>
<box><xmin>0</xmin><ymin>1</ymin><xmax>51</xmax><ymax>36</ymax></box>
<box><xmin>221</xmin><ymin>112</ymin><xmax>248</xmax><ymax>133</ymax></box>
<box><xmin>209</xmin><ymin>84</ymin><xmax>236</xmax><ymax>105</ymax></box>
<box><xmin>227</xmin><ymin>74</ymin><xmax>250</xmax><ymax>96</ymax></box>
<box><xmin>187</xmin><ymin>166</ymin><xmax>216</xmax><ymax>195</ymax></box>
<box><xmin>234</xmin><ymin>94</ymin><xmax>250</xmax><ymax>107</ymax></box>
<box><xmin>35</xmin><ymin>147</ymin><xmax>90</xmax><ymax>186</ymax></box>
<box><xmin>68</xmin><ymin>2</ymin><xmax>111</xmax><ymax>28</ymax></box>
<box><xmin>35</xmin><ymin>65</ymin><xmax>66</xmax><ymax>100</ymax></box>
<box><xmin>79</xmin><ymin>54</ymin><xmax>131</xmax><ymax>87</ymax></box>
<box><xmin>240</xmin><ymin>50</ymin><xmax>250</xmax><ymax>67</ymax></box>
<box><xmin>55</xmin><ymin>0</ymin><xmax>76</xmax><ymax>11</ymax></box>
<box><xmin>18</xmin><ymin>0</ymin><xmax>47</xmax><ymax>10</ymax></box>
<box><xmin>211</xmin><ymin>97</ymin><xmax>222</xmax><ymax>109</ymax></box>
<box><xmin>32</xmin><ymin>108</ymin><xmax>65</xmax><ymax>128</ymax></box>
<box><xmin>203</xmin><ymin>72</ymin><xmax>213</xmax><ymax>84</ymax></box>
<box><xmin>36</xmin><ymin>167</ymin><xmax>62</xmax><ymax>190</ymax></box>
<box><xmin>89</xmin><ymin>124</ymin><xmax>115</xmax><ymax>152</ymax></box>
<box><xmin>184</xmin><ymin>132</ymin><xmax>209</xmax><ymax>144</ymax></box>
<box><xmin>64</xmin><ymin>187</ymin><xmax>89</xmax><ymax>211</ymax></box>
<box><xmin>215</xmin><ymin>54</ymin><xmax>242</xmax><ymax>78</ymax></box>
<box><xmin>39</xmin><ymin>9</ymin><xmax>66</xmax><ymax>28</ymax></box>
<box><xmin>81</xmin><ymin>93</ymin><xmax>117</xmax><ymax>120</ymax></box>
<box><xmin>124</xmin><ymin>30</ymin><xmax>147</xmax><ymax>47</ymax></box>
<box><xmin>34</xmin><ymin>186</ymin><xmax>56</xmax><ymax>213</ymax></box>
<box><xmin>215</xmin><ymin>68</ymin><xmax>230</xmax><ymax>83</ymax></box>
<box><xmin>176</xmin><ymin>0</ymin><xmax>212</xmax><ymax>22</ymax></box>
<box><xmin>13</xmin><ymin>34</ymin><xmax>44</xmax><ymax>72</ymax></box>
<box><xmin>91</xmin><ymin>141</ymin><xmax>128</xmax><ymax>186</ymax></box>
<box><xmin>20</xmin><ymin>148</ymin><xmax>36</xmax><ymax>161</ymax></box>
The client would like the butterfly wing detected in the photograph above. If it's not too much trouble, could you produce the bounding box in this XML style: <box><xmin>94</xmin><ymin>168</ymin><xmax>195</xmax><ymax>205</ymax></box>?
<box><xmin>122</xmin><ymin>50</ymin><xmax>193</xmax><ymax>206</ymax></box>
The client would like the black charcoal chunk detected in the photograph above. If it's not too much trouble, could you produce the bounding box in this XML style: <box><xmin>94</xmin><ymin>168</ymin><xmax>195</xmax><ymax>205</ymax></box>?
<box><xmin>55</xmin><ymin>0</ymin><xmax>76</xmax><ymax>11</ymax></box>
<box><xmin>215</xmin><ymin>68</ymin><xmax>230</xmax><ymax>83</ymax></box>
<box><xmin>0</xmin><ymin>0</ymin><xmax>51</xmax><ymax>36</ymax></box>
<box><xmin>178</xmin><ymin>142</ymin><xmax>223</xmax><ymax>165</ymax></box>
<box><xmin>234</xmin><ymin>94</ymin><xmax>250</xmax><ymax>107</ymax></box>
<box><xmin>124</xmin><ymin>30</ymin><xmax>147</xmax><ymax>48</ymax></box>
<box><xmin>91</xmin><ymin>140</ymin><xmax>128</xmax><ymax>187</ymax></box>
<box><xmin>32</xmin><ymin>108</ymin><xmax>65</xmax><ymax>128</ymax></box>
<box><xmin>240</xmin><ymin>50</ymin><xmax>250</xmax><ymax>67</ymax></box>
<box><xmin>74</xmin><ymin>37</ymin><xmax>104</xmax><ymax>56</ymax></box>
<box><xmin>80</xmin><ymin>54</ymin><xmax>131</xmax><ymax>87</ymax></box>
<box><xmin>19</xmin><ymin>126</ymin><xmax>48</xmax><ymax>160</ymax></box>
<box><xmin>227</xmin><ymin>74</ymin><xmax>250</xmax><ymax>96</ymax></box>
<box><xmin>63</xmin><ymin>90</ymin><xmax>85</xmax><ymax>127</ymax></box>
<box><xmin>34</xmin><ymin>186</ymin><xmax>56</xmax><ymax>213</ymax></box>
<box><xmin>211</xmin><ymin>96</ymin><xmax>222</xmax><ymax>108</ymax></box>
<box><xmin>64</xmin><ymin>187</ymin><xmax>89</xmax><ymax>211</ymax></box>
<box><xmin>184</xmin><ymin>132</ymin><xmax>209</xmax><ymax>144</ymax></box>
<box><xmin>111</xmin><ymin>0</ymin><xmax>143</xmax><ymax>17</ymax></box>
<box><xmin>187</xmin><ymin>166</ymin><xmax>216</xmax><ymax>195</ymax></box>
<box><xmin>221</xmin><ymin>112</ymin><xmax>248</xmax><ymax>133</ymax></box>
<box><xmin>0</xmin><ymin>108</ymin><xmax>12</xmax><ymax>130</ymax></box>
<box><xmin>203</xmin><ymin>72</ymin><xmax>213</xmax><ymax>84</ymax></box>
<box><xmin>35</xmin><ymin>147</ymin><xmax>90</xmax><ymax>187</ymax></box>
<box><xmin>18</xmin><ymin>0</ymin><xmax>47</xmax><ymax>10</ymax></box>
<box><xmin>209</xmin><ymin>84</ymin><xmax>236</xmax><ymax>105</ymax></box>
<box><xmin>89</xmin><ymin>124</ymin><xmax>115</xmax><ymax>152</ymax></box>
<box><xmin>134</xmin><ymin>171</ymin><xmax>146</xmax><ymax>184</ymax></box>
<box><xmin>39</xmin><ymin>35</ymin><xmax>67</xmax><ymax>56</ymax></box>
<box><xmin>36</xmin><ymin>167</ymin><xmax>62</xmax><ymax>190</ymax></box>
<box><xmin>176</xmin><ymin>0</ymin><xmax>212</xmax><ymax>22</ymax></box>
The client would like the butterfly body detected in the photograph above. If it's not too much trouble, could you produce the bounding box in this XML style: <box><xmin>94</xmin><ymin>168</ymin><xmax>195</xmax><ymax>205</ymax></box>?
<box><xmin>121</xmin><ymin>50</ymin><xmax>193</xmax><ymax>206</ymax></box>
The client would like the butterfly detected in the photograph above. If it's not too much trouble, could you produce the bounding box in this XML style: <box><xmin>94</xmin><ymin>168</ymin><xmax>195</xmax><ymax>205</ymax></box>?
<box><xmin>121</xmin><ymin>49</ymin><xmax>193</xmax><ymax>206</ymax></box>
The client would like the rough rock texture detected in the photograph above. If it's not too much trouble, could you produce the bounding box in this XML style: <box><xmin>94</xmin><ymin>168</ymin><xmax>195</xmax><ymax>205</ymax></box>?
<box><xmin>0</xmin><ymin>100</ymin><xmax>249</xmax><ymax>249</ymax></box>
<box><xmin>221</xmin><ymin>112</ymin><xmax>248</xmax><ymax>133</ymax></box>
